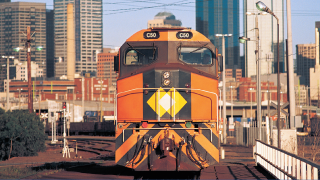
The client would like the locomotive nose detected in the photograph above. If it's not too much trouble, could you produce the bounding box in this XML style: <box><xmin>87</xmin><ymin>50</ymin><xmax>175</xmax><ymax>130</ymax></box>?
<box><xmin>143</xmin><ymin>69</ymin><xmax>191</xmax><ymax>121</ymax></box>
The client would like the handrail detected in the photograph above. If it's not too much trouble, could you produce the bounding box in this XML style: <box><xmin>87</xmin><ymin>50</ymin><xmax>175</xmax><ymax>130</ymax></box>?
<box><xmin>257</xmin><ymin>140</ymin><xmax>320</xmax><ymax>168</ymax></box>
<box><xmin>255</xmin><ymin>139</ymin><xmax>319</xmax><ymax>180</ymax></box>
<box><xmin>116</xmin><ymin>87</ymin><xmax>219</xmax><ymax>124</ymax></box>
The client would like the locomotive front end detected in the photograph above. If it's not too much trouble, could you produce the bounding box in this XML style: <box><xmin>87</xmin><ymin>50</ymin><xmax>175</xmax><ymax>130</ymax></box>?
<box><xmin>115</xmin><ymin>28</ymin><xmax>220</xmax><ymax>171</ymax></box>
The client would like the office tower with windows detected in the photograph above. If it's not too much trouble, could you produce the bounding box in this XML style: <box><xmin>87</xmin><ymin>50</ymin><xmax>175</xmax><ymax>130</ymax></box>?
<box><xmin>0</xmin><ymin>2</ymin><xmax>46</xmax><ymax>91</ymax></box>
<box><xmin>54</xmin><ymin>0</ymin><xmax>103</xmax><ymax>78</ymax></box>
<box><xmin>46</xmin><ymin>9</ymin><xmax>54</xmax><ymax>78</ymax></box>
<box><xmin>296</xmin><ymin>44</ymin><xmax>315</xmax><ymax>86</ymax></box>
<box><xmin>196</xmin><ymin>0</ymin><xmax>240</xmax><ymax>76</ymax></box>
<box><xmin>244</xmin><ymin>0</ymin><xmax>285</xmax><ymax>78</ymax></box>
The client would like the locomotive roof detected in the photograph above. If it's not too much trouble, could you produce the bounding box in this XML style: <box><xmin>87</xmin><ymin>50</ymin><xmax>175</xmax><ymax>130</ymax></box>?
<box><xmin>126</xmin><ymin>27</ymin><xmax>211</xmax><ymax>42</ymax></box>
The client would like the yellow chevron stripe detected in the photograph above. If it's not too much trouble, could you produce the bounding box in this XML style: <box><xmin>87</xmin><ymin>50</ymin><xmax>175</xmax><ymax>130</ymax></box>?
<box><xmin>115</xmin><ymin>123</ymin><xmax>155</xmax><ymax>163</ymax></box>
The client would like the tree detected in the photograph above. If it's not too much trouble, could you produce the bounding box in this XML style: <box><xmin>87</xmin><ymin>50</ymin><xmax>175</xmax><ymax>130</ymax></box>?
<box><xmin>309</xmin><ymin>116</ymin><xmax>320</xmax><ymax>162</ymax></box>
<box><xmin>0</xmin><ymin>110</ymin><xmax>46</xmax><ymax>160</ymax></box>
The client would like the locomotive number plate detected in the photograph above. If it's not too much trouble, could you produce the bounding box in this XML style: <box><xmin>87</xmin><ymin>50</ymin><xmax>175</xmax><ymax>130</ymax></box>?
<box><xmin>143</xmin><ymin>31</ymin><xmax>160</xmax><ymax>39</ymax></box>
<box><xmin>176</xmin><ymin>31</ymin><xmax>193</xmax><ymax>39</ymax></box>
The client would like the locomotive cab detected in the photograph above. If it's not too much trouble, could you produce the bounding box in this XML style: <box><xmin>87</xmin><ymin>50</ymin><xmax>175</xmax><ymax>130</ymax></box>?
<box><xmin>115</xmin><ymin>27</ymin><xmax>220</xmax><ymax>171</ymax></box>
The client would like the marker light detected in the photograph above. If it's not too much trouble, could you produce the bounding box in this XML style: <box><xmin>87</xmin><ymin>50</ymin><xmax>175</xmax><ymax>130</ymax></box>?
<box><xmin>144</xmin><ymin>83</ymin><xmax>149</xmax><ymax>95</ymax></box>
<box><xmin>142</xmin><ymin>122</ymin><xmax>148</xmax><ymax>128</ymax></box>
<box><xmin>186</xmin><ymin>121</ymin><xmax>192</xmax><ymax>128</ymax></box>
<box><xmin>185</xmin><ymin>83</ymin><xmax>190</xmax><ymax>94</ymax></box>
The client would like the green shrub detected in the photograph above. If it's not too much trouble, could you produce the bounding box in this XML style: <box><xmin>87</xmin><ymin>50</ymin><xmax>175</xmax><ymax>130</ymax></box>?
<box><xmin>0</xmin><ymin>110</ymin><xmax>46</xmax><ymax>160</ymax></box>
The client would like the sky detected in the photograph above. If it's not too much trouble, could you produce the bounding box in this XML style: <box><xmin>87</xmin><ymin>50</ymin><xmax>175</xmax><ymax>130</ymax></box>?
<box><xmin>12</xmin><ymin>0</ymin><xmax>320</xmax><ymax>58</ymax></box>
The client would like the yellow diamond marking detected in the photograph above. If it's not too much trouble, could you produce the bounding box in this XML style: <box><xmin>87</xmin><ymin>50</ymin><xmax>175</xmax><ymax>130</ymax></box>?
<box><xmin>147</xmin><ymin>88</ymin><xmax>187</xmax><ymax>117</ymax></box>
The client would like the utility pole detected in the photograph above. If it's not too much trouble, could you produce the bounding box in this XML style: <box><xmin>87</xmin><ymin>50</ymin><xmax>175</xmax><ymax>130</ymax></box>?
<box><xmin>318</xmin><ymin>80</ymin><xmax>320</xmax><ymax>108</ymax></box>
<box><xmin>82</xmin><ymin>77</ymin><xmax>85</xmax><ymax>121</ymax></box>
<box><xmin>39</xmin><ymin>90</ymin><xmax>41</xmax><ymax>118</ymax></box>
<box><xmin>255</xmin><ymin>15</ymin><xmax>262</xmax><ymax>140</ymax></box>
<box><xmin>27</xmin><ymin>27</ymin><xmax>33</xmax><ymax>113</ymax></box>
<box><xmin>73</xmin><ymin>88</ymin><xmax>75</xmax><ymax>122</ymax></box>
<box><xmin>18</xmin><ymin>88</ymin><xmax>21</xmax><ymax>110</ymax></box>
<box><xmin>100</xmin><ymin>76</ymin><xmax>103</xmax><ymax>122</ymax></box>
<box><xmin>19</xmin><ymin>26</ymin><xmax>35</xmax><ymax>113</ymax></box>
<box><xmin>307</xmin><ymin>87</ymin><xmax>310</xmax><ymax>128</ymax></box>
<box><xmin>286</xmin><ymin>0</ymin><xmax>296</xmax><ymax>128</ymax></box>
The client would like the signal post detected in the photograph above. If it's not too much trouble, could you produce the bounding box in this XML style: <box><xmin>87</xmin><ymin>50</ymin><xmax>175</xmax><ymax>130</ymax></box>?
<box><xmin>62</xmin><ymin>102</ymin><xmax>70</xmax><ymax>158</ymax></box>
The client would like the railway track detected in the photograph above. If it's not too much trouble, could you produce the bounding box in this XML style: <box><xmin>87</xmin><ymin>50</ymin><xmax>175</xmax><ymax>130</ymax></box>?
<box><xmin>19</xmin><ymin>136</ymin><xmax>275</xmax><ymax>179</ymax></box>
<box><xmin>48</xmin><ymin>137</ymin><xmax>116</xmax><ymax>161</ymax></box>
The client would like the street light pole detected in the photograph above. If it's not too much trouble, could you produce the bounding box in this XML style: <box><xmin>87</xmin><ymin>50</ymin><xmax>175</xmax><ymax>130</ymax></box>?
<box><xmin>18</xmin><ymin>88</ymin><xmax>22</xmax><ymax>110</ymax></box>
<box><xmin>256</xmin><ymin>1</ymin><xmax>280</xmax><ymax>148</ymax></box>
<box><xmin>255</xmin><ymin>15</ymin><xmax>262</xmax><ymax>140</ymax></box>
<box><xmin>219</xmin><ymin>88</ymin><xmax>222</xmax><ymax>121</ymax></box>
<box><xmin>100</xmin><ymin>76</ymin><xmax>103</xmax><ymax>122</ymax></box>
<box><xmin>215</xmin><ymin>33</ymin><xmax>232</xmax><ymax>144</ymax></box>
<box><xmin>248</xmin><ymin>88</ymin><xmax>254</xmax><ymax>122</ymax></box>
<box><xmin>2</xmin><ymin>56</ymin><xmax>14</xmax><ymax>111</ymax></box>
<box><xmin>230</xmin><ymin>86</ymin><xmax>234</xmax><ymax>119</ymax></box>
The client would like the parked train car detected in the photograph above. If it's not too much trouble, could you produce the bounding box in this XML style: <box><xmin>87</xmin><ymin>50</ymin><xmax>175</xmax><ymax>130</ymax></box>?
<box><xmin>114</xmin><ymin>27</ymin><xmax>220</xmax><ymax>172</ymax></box>
<box><xmin>45</xmin><ymin>121</ymin><xmax>115</xmax><ymax>136</ymax></box>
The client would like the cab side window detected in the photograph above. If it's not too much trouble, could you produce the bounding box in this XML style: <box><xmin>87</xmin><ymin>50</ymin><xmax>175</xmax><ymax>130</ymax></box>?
<box><xmin>125</xmin><ymin>47</ymin><xmax>158</xmax><ymax>65</ymax></box>
<box><xmin>178</xmin><ymin>47</ymin><xmax>213</xmax><ymax>65</ymax></box>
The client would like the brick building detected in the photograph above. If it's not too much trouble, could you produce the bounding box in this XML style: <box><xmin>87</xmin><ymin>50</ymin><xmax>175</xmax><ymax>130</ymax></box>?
<box><xmin>9</xmin><ymin>77</ymin><xmax>114</xmax><ymax>103</ymax></box>
<box><xmin>97</xmin><ymin>48</ymin><xmax>118</xmax><ymax>86</ymax></box>
<box><xmin>238</xmin><ymin>77</ymin><xmax>287</xmax><ymax>102</ymax></box>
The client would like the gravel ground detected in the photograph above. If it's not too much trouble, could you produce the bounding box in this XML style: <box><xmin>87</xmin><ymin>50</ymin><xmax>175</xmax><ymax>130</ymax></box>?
<box><xmin>0</xmin><ymin>143</ymin><xmax>99</xmax><ymax>167</ymax></box>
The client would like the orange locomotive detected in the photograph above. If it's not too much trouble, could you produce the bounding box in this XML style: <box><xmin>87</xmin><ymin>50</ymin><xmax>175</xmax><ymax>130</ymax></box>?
<box><xmin>114</xmin><ymin>27</ymin><xmax>220</xmax><ymax>171</ymax></box>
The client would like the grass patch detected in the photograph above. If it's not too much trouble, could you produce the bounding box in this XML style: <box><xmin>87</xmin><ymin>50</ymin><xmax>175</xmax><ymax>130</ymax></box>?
<box><xmin>0</xmin><ymin>166</ymin><xmax>48</xmax><ymax>179</ymax></box>
<box><xmin>0</xmin><ymin>162</ymin><xmax>94</xmax><ymax>179</ymax></box>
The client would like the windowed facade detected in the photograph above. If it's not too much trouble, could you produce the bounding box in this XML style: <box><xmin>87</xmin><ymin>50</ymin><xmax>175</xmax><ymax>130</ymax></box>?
<box><xmin>97</xmin><ymin>48</ymin><xmax>118</xmax><ymax>88</ymax></box>
<box><xmin>196</xmin><ymin>0</ymin><xmax>240</xmax><ymax>76</ymax></box>
<box><xmin>54</xmin><ymin>0</ymin><xmax>103</xmax><ymax>78</ymax></box>
<box><xmin>0</xmin><ymin>2</ymin><xmax>46</xmax><ymax>91</ymax></box>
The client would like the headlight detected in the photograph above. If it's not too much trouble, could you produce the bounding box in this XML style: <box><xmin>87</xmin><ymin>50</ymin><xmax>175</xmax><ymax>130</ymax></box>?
<box><xmin>163</xmin><ymin>79</ymin><xmax>171</xmax><ymax>86</ymax></box>
<box><xmin>163</xmin><ymin>71</ymin><xmax>170</xmax><ymax>79</ymax></box>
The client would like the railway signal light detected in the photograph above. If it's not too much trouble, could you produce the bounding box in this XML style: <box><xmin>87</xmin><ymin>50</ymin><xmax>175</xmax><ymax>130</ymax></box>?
<box><xmin>62</xmin><ymin>102</ymin><xmax>66</xmax><ymax>109</ymax></box>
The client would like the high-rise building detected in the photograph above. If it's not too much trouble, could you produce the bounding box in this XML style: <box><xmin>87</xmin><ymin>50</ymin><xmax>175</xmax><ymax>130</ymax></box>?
<box><xmin>196</xmin><ymin>0</ymin><xmax>240</xmax><ymax>75</ymax></box>
<box><xmin>46</xmin><ymin>9</ymin><xmax>54</xmax><ymax>78</ymax></box>
<box><xmin>309</xmin><ymin>22</ymin><xmax>320</xmax><ymax>101</ymax></box>
<box><xmin>54</xmin><ymin>0</ymin><xmax>103</xmax><ymax>78</ymax></box>
<box><xmin>296</xmin><ymin>44</ymin><xmax>316</xmax><ymax>86</ymax></box>
<box><xmin>244</xmin><ymin>0</ymin><xmax>285</xmax><ymax>78</ymax></box>
<box><xmin>0</xmin><ymin>2</ymin><xmax>46</xmax><ymax>91</ymax></box>
<box><xmin>148</xmin><ymin>12</ymin><xmax>182</xmax><ymax>28</ymax></box>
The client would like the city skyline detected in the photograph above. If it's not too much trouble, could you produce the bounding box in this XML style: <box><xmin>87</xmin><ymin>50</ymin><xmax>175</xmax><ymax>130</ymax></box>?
<box><xmin>244</xmin><ymin>0</ymin><xmax>285</xmax><ymax>78</ymax></box>
<box><xmin>53</xmin><ymin>0</ymin><xmax>103</xmax><ymax>78</ymax></box>
<box><xmin>10</xmin><ymin>0</ymin><xmax>320</xmax><ymax>60</ymax></box>
<box><xmin>196</xmin><ymin>0</ymin><xmax>241</xmax><ymax>75</ymax></box>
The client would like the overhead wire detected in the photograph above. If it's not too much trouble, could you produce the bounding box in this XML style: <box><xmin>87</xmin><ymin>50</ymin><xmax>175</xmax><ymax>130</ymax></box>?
<box><xmin>8</xmin><ymin>0</ymin><xmax>320</xmax><ymax>58</ymax></box>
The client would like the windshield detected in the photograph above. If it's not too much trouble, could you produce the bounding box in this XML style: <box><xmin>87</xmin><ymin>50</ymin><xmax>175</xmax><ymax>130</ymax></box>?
<box><xmin>125</xmin><ymin>47</ymin><xmax>158</xmax><ymax>65</ymax></box>
<box><xmin>178</xmin><ymin>47</ymin><xmax>213</xmax><ymax>65</ymax></box>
